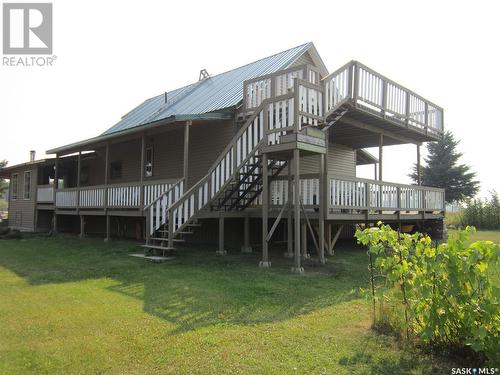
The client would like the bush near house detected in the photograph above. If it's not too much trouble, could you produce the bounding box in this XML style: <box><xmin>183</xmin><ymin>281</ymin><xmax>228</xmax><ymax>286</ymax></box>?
<box><xmin>355</xmin><ymin>224</ymin><xmax>500</xmax><ymax>364</ymax></box>
<box><xmin>460</xmin><ymin>191</ymin><xmax>500</xmax><ymax>230</ymax></box>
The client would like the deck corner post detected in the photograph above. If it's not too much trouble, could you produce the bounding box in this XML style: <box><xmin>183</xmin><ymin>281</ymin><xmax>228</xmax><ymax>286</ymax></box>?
<box><xmin>104</xmin><ymin>214</ymin><xmax>110</xmax><ymax>242</ymax></box>
<box><xmin>416</xmin><ymin>144</ymin><xmax>421</xmax><ymax>186</ymax></box>
<box><xmin>259</xmin><ymin>153</ymin><xmax>271</xmax><ymax>267</ymax></box>
<box><xmin>301</xmin><ymin>222</ymin><xmax>310</xmax><ymax>259</ymax></box>
<box><xmin>318</xmin><ymin>153</ymin><xmax>325</xmax><ymax>265</ymax></box>
<box><xmin>284</xmin><ymin>160</ymin><xmax>294</xmax><ymax>258</ymax></box>
<box><xmin>183</xmin><ymin>120</ymin><xmax>191</xmax><ymax>188</ymax></box>
<box><xmin>216</xmin><ymin>214</ymin><xmax>227</xmax><ymax>256</ymax></box>
<box><xmin>140</xmin><ymin>133</ymin><xmax>145</xmax><ymax>207</ymax></box>
<box><xmin>241</xmin><ymin>215</ymin><xmax>252</xmax><ymax>253</ymax></box>
<box><xmin>168</xmin><ymin>209</ymin><xmax>174</xmax><ymax>249</ymax></box>
<box><xmin>291</xmin><ymin>148</ymin><xmax>304</xmax><ymax>274</ymax></box>
<box><xmin>79</xmin><ymin>215</ymin><xmax>85</xmax><ymax>238</ymax></box>
<box><xmin>378</xmin><ymin>134</ymin><xmax>383</xmax><ymax>181</ymax></box>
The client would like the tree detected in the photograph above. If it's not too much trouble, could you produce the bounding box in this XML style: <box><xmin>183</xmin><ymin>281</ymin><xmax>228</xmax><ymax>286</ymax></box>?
<box><xmin>409</xmin><ymin>131</ymin><xmax>479</xmax><ymax>203</ymax></box>
<box><xmin>0</xmin><ymin>160</ymin><xmax>8</xmax><ymax>199</ymax></box>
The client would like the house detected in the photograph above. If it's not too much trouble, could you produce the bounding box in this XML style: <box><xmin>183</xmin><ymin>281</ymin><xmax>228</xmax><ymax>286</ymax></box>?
<box><xmin>1</xmin><ymin>42</ymin><xmax>445</xmax><ymax>272</ymax></box>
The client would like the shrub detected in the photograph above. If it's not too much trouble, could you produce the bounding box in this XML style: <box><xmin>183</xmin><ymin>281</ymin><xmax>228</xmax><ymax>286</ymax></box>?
<box><xmin>355</xmin><ymin>224</ymin><xmax>500</xmax><ymax>362</ymax></box>
<box><xmin>460</xmin><ymin>191</ymin><xmax>500</xmax><ymax>230</ymax></box>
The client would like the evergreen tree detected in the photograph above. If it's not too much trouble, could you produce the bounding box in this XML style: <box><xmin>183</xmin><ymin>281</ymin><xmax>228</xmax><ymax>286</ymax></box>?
<box><xmin>409</xmin><ymin>131</ymin><xmax>479</xmax><ymax>203</ymax></box>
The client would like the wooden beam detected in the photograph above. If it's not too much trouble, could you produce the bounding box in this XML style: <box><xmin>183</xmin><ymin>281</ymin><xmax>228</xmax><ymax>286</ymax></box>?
<box><xmin>183</xmin><ymin>120</ymin><xmax>191</xmax><ymax>187</ymax></box>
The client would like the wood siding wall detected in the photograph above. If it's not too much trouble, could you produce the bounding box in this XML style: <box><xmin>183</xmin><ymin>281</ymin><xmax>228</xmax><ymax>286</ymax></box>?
<box><xmin>146</xmin><ymin>128</ymin><xmax>184</xmax><ymax>181</ymax></box>
<box><xmin>294</xmin><ymin>143</ymin><xmax>356</xmax><ymax>177</ymax></box>
<box><xmin>187</xmin><ymin>120</ymin><xmax>235</xmax><ymax>186</ymax></box>
<box><xmin>7</xmin><ymin>166</ymin><xmax>37</xmax><ymax>231</ymax></box>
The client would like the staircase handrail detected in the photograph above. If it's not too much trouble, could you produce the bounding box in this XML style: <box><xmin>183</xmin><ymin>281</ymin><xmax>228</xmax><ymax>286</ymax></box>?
<box><xmin>142</xmin><ymin>177</ymin><xmax>184</xmax><ymax>211</ymax></box>
<box><xmin>169</xmin><ymin>92</ymin><xmax>294</xmax><ymax>213</ymax></box>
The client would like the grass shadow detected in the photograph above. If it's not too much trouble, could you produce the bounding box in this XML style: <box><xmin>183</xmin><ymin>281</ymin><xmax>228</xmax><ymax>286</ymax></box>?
<box><xmin>0</xmin><ymin>236</ymin><xmax>368</xmax><ymax>333</ymax></box>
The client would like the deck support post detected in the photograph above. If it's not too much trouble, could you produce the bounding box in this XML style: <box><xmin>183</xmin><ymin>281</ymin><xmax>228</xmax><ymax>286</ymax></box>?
<box><xmin>241</xmin><ymin>215</ymin><xmax>252</xmax><ymax>253</ymax></box>
<box><xmin>285</xmin><ymin>160</ymin><xmax>294</xmax><ymax>258</ymax></box>
<box><xmin>291</xmin><ymin>148</ymin><xmax>303</xmax><ymax>273</ymax></box>
<box><xmin>183</xmin><ymin>120</ymin><xmax>191</xmax><ymax>188</ymax></box>
<box><xmin>326</xmin><ymin>223</ymin><xmax>333</xmax><ymax>256</ymax></box>
<box><xmin>416</xmin><ymin>144</ymin><xmax>421</xmax><ymax>186</ymax></box>
<box><xmin>105</xmin><ymin>215</ymin><xmax>110</xmax><ymax>242</ymax></box>
<box><xmin>79</xmin><ymin>215</ymin><xmax>85</xmax><ymax>238</ymax></box>
<box><xmin>139</xmin><ymin>133</ymin><xmax>145</xmax><ymax>208</ymax></box>
<box><xmin>53</xmin><ymin>153</ymin><xmax>59</xmax><ymax>234</ymax></box>
<box><xmin>259</xmin><ymin>153</ymin><xmax>271</xmax><ymax>267</ymax></box>
<box><xmin>216</xmin><ymin>214</ymin><xmax>227</xmax><ymax>256</ymax></box>
<box><xmin>378</xmin><ymin>134</ymin><xmax>383</xmax><ymax>181</ymax></box>
<box><xmin>318</xmin><ymin>153</ymin><xmax>326</xmax><ymax>265</ymax></box>
<box><xmin>301</xmin><ymin>222</ymin><xmax>310</xmax><ymax>259</ymax></box>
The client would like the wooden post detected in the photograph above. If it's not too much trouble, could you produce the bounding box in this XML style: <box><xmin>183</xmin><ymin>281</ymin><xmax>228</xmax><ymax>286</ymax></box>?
<box><xmin>183</xmin><ymin>120</ymin><xmax>191</xmax><ymax>188</ymax></box>
<box><xmin>167</xmin><ymin>209</ymin><xmax>174</xmax><ymax>249</ymax></box>
<box><xmin>374</xmin><ymin>163</ymin><xmax>378</xmax><ymax>180</ymax></box>
<box><xmin>318</xmin><ymin>153</ymin><xmax>325</xmax><ymax>265</ymax></box>
<box><xmin>292</xmin><ymin>148</ymin><xmax>303</xmax><ymax>273</ymax></box>
<box><xmin>104</xmin><ymin>143</ymin><xmax>109</xmax><ymax>241</ymax></box>
<box><xmin>217</xmin><ymin>214</ymin><xmax>227</xmax><ymax>256</ymax></box>
<box><xmin>259</xmin><ymin>153</ymin><xmax>270</xmax><ymax>267</ymax></box>
<box><xmin>417</xmin><ymin>144</ymin><xmax>421</xmax><ymax>186</ymax></box>
<box><xmin>139</xmin><ymin>133</ymin><xmax>145</xmax><ymax>208</ymax></box>
<box><xmin>53</xmin><ymin>154</ymin><xmax>59</xmax><ymax>234</ymax></box>
<box><xmin>77</xmin><ymin>151</ymin><xmax>81</xmax><ymax>188</ymax></box>
<box><xmin>285</xmin><ymin>160</ymin><xmax>293</xmax><ymax>258</ymax></box>
<box><xmin>105</xmin><ymin>215</ymin><xmax>110</xmax><ymax>242</ymax></box>
<box><xmin>241</xmin><ymin>215</ymin><xmax>252</xmax><ymax>253</ymax></box>
<box><xmin>301</xmin><ymin>222</ymin><xmax>309</xmax><ymax>259</ymax></box>
<box><xmin>378</xmin><ymin>134</ymin><xmax>383</xmax><ymax>181</ymax></box>
<box><xmin>79</xmin><ymin>215</ymin><xmax>85</xmax><ymax>238</ymax></box>
<box><xmin>326</xmin><ymin>223</ymin><xmax>333</xmax><ymax>256</ymax></box>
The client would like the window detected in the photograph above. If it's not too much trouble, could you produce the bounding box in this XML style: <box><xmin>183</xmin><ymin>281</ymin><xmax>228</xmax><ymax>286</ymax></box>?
<box><xmin>11</xmin><ymin>174</ymin><xmax>18</xmax><ymax>200</ymax></box>
<box><xmin>110</xmin><ymin>161</ymin><xmax>122</xmax><ymax>179</ymax></box>
<box><xmin>145</xmin><ymin>147</ymin><xmax>153</xmax><ymax>177</ymax></box>
<box><xmin>24</xmin><ymin>171</ymin><xmax>31</xmax><ymax>199</ymax></box>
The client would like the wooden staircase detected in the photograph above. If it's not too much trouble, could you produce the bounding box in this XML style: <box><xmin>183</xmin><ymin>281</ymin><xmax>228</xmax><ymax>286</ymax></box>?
<box><xmin>142</xmin><ymin>66</ymin><xmax>326</xmax><ymax>255</ymax></box>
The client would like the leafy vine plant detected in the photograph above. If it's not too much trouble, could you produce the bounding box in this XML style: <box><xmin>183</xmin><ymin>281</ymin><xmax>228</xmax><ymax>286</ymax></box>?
<box><xmin>355</xmin><ymin>222</ymin><xmax>499</xmax><ymax>363</ymax></box>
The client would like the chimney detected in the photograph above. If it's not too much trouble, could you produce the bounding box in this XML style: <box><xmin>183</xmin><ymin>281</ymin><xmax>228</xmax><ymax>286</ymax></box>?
<box><xmin>29</xmin><ymin>150</ymin><xmax>36</xmax><ymax>162</ymax></box>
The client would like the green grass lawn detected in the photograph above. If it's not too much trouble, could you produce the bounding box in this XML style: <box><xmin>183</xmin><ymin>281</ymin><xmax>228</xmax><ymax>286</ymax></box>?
<box><xmin>0</xmin><ymin>236</ymin><xmax>467</xmax><ymax>374</ymax></box>
<box><xmin>448</xmin><ymin>228</ymin><xmax>500</xmax><ymax>243</ymax></box>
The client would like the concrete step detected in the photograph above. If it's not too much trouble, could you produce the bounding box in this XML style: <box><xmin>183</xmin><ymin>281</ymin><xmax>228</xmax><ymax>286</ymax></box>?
<box><xmin>140</xmin><ymin>244</ymin><xmax>175</xmax><ymax>251</ymax></box>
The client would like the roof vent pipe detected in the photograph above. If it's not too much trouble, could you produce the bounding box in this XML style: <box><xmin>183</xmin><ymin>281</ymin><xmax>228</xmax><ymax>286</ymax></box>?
<box><xmin>29</xmin><ymin>150</ymin><xmax>36</xmax><ymax>162</ymax></box>
<box><xmin>164</xmin><ymin>92</ymin><xmax>168</xmax><ymax>104</ymax></box>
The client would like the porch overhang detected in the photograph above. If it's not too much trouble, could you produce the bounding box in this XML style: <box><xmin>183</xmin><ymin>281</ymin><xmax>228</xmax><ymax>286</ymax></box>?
<box><xmin>46</xmin><ymin>112</ymin><xmax>233</xmax><ymax>155</ymax></box>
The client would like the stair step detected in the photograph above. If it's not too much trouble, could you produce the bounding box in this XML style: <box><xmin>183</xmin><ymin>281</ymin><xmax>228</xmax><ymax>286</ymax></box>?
<box><xmin>156</xmin><ymin>230</ymin><xmax>193</xmax><ymax>235</ymax></box>
<box><xmin>150</xmin><ymin>237</ymin><xmax>185</xmax><ymax>242</ymax></box>
<box><xmin>140</xmin><ymin>244</ymin><xmax>175</xmax><ymax>251</ymax></box>
<box><xmin>187</xmin><ymin>223</ymin><xmax>202</xmax><ymax>227</ymax></box>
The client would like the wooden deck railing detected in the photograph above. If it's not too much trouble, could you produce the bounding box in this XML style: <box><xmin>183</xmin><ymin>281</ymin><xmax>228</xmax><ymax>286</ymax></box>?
<box><xmin>54</xmin><ymin>179</ymin><xmax>181</xmax><ymax>209</ymax></box>
<box><xmin>329</xmin><ymin>176</ymin><xmax>445</xmax><ymax>211</ymax></box>
<box><xmin>36</xmin><ymin>185</ymin><xmax>54</xmax><ymax>203</ymax></box>
<box><xmin>323</xmin><ymin>61</ymin><xmax>444</xmax><ymax>136</ymax></box>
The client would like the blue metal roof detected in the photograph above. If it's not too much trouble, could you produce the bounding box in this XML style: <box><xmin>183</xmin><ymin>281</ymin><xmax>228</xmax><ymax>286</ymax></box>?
<box><xmin>102</xmin><ymin>42</ymin><xmax>314</xmax><ymax>135</ymax></box>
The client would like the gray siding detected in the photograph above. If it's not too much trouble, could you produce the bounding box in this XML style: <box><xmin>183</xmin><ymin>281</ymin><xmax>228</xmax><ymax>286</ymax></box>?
<box><xmin>146</xmin><ymin>128</ymin><xmax>184</xmax><ymax>181</ymax></box>
<box><xmin>296</xmin><ymin>143</ymin><xmax>356</xmax><ymax>176</ymax></box>
<box><xmin>187</xmin><ymin>120</ymin><xmax>235</xmax><ymax>186</ymax></box>
<box><xmin>8</xmin><ymin>166</ymin><xmax>37</xmax><ymax>231</ymax></box>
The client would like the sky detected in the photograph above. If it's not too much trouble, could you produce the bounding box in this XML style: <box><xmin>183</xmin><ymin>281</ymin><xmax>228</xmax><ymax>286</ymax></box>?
<box><xmin>1</xmin><ymin>0</ymin><xmax>499</xmax><ymax>197</ymax></box>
